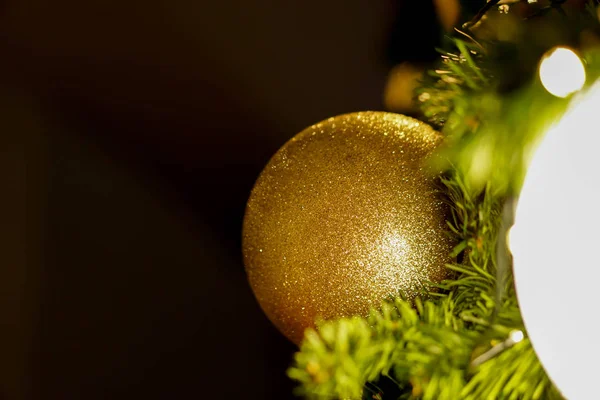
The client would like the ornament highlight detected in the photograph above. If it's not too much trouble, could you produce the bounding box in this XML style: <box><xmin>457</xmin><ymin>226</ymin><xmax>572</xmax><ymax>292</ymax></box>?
<box><xmin>511</xmin><ymin>82</ymin><xmax>600</xmax><ymax>399</ymax></box>
<box><xmin>539</xmin><ymin>47</ymin><xmax>586</xmax><ymax>98</ymax></box>
<box><xmin>242</xmin><ymin>112</ymin><xmax>455</xmax><ymax>344</ymax></box>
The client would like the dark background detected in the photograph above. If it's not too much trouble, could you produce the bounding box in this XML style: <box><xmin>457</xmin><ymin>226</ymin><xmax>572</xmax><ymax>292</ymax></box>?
<box><xmin>0</xmin><ymin>1</ymin><xmax>455</xmax><ymax>399</ymax></box>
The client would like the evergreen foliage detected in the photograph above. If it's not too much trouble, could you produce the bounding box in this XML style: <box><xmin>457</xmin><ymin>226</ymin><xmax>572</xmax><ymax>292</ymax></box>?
<box><xmin>289</xmin><ymin>2</ymin><xmax>600</xmax><ymax>399</ymax></box>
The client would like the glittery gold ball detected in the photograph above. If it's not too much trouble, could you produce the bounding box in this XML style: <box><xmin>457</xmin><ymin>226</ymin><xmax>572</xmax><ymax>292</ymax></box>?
<box><xmin>242</xmin><ymin>112</ymin><xmax>455</xmax><ymax>344</ymax></box>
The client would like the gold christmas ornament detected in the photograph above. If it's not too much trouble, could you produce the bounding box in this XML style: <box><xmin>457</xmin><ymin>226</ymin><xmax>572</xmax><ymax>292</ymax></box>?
<box><xmin>242</xmin><ymin>112</ymin><xmax>455</xmax><ymax>344</ymax></box>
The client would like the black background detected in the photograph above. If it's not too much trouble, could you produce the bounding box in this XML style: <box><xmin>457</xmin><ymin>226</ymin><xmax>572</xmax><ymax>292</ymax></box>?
<box><xmin>0</xmin><ymin>1</ymin><xmax>448</xmax><ymax>399</ymax></box>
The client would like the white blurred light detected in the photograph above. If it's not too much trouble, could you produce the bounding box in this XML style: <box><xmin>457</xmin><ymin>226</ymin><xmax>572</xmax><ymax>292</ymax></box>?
<box><xmin>509</xmin><ymin>330</ymin><xmax>524</xmax><ymax>344</ymax></box>
<box><xmin>511</xmin><ymin>82</ymin><xmax>600</xmax><ymax>400</ymax></box>
<box><xmin>539</xmin><ymin>47</ymin><xmax>586</xmax><ymax>97</ymax></box>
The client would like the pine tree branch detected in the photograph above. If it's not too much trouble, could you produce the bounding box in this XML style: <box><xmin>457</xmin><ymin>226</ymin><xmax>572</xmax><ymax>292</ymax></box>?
<box><xmin>288</xmin><ymin>6</ymin><xmax>600</xmax><ymax>400</ymax></box>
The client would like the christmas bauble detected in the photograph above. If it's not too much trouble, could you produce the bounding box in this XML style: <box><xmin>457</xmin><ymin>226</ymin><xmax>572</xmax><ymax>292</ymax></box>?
<box><xmin>242</xmin><ymin>112</ymin><xmax>454</xmax><ymax>344</ymax></box>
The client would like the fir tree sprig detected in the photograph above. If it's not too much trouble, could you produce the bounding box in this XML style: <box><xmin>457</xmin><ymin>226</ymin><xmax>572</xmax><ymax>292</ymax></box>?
<box><xmin>288</xmin><ymin>296</ymin><xmax>476</xmax><ymax>400</ymax></box>
<box><xmin>419</xmin><ymin>4</ymin><xmax>600</xmax><ymax>195</ymax></box>
<box><xmin>288</xmin><ymin>4</ymin><xmax>600</xmax><ymax>399</ymax></box>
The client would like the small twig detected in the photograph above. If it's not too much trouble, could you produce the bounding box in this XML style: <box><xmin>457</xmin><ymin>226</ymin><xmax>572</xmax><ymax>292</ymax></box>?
<box><xmin>470</xmin><ymin>330</ymin><xmax>524</xmax><ymax>368</ymax></box>
<box><xmin>464</xmin><ymin>0</ymin><xmax>569</xmax><ymax>28</ymax></box>
<box><xmin>463</xmin><ymin>0</ymin><xmax>503</xmax><ymax>30</ymax></box>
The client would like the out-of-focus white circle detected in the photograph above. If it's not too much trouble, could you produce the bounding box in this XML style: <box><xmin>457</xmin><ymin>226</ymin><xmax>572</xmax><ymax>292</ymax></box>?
<box><xmin>539</xmin><ymin>47</ymin><xmax>586</xmax><ymax>98</ymax></box>
<box><xmin>511</xmin><ymin>82</ymin><xmax>600</xmax><ymax>399</ymax></box>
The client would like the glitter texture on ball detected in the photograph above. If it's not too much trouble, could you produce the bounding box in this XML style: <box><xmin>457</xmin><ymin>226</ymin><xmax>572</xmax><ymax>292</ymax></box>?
<box><xmin>242</xmin><ymin>112</ymin><xmax>455</xmax><ymax>344</ymax></box>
